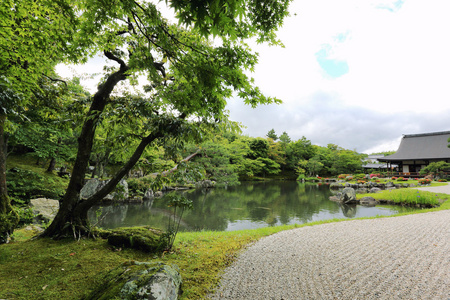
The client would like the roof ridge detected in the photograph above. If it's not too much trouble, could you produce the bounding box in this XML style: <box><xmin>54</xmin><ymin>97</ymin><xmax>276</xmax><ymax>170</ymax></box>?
<box><xmin>403</xmin><ymin>131</ymin><xmax>450</xmax><ymax>138</ymax></box>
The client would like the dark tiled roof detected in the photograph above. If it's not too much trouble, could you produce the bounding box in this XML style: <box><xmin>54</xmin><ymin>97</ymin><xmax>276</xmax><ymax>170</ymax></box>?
<box><xmin>379</xmin><ymin>131</ymin><xmax>450</xmax><ymax>162</ymax></box>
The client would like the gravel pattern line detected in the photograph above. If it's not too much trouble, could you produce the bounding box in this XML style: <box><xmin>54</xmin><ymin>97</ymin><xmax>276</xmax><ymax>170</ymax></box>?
<box><xmin>210</xmin><ymin>208</ymin><xmax>450</xmax><ymax>299</ymax></box>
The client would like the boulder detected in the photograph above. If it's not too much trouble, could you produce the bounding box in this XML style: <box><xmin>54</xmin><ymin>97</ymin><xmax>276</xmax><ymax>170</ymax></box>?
<box><xmin>386</xmin><ymin>181</ymin><xmax>394</xmax><ymax>188</ymax></box>
<box><xmin>356</xmin><ymin>188</ymin><xmax>368</xmax><ymax>194</ymax></box>
<box><xmin>195</xmin><ymin>180</ymin><xmax>216</xmax><ymax>189</ymax></box>
<box><xmin>86</xmin><ymin>261</ymin><xmax>182</xmax><ymax>300</ymax></box>
<box><xmin>331</xmin><ymin>188</ymin><xmax>357</xmax><ymax>204</ymax></box>
<box><xmin>329</xmin><ymin>182</ymin><xmax>343</xmax><ymax>189</ymax></box>
<box><xmin>369</xmin><ymin>187</ymin><xmax>382</xmax><ymax>194</ymax></box>
<box><xmin>360</xmin><ymin>196</ymin><xmax>379</xmax><ymax>207</ymax></box>
<box><xmin>143</xmin><ymin>189</ymin><xmax>154</xmax><ymax>200</ymax></box>
<box><xmin>80</xmin><ymin>178</ymin><xmax>129</xmax><ymax>201</ymax></box>
<box><xmin>341</xmin><ymin>187</ymin><xmax>357</xmax><ymax>204</ymax></box>
<box><xmin>329</xmin><ymin>196</ymin><xmax>340</xmax><ymax>202</ymax></box>
<box><xmin>30</xmin><ymin>198</ymin><xmax>59</xmax><ymax>224</ymax></box>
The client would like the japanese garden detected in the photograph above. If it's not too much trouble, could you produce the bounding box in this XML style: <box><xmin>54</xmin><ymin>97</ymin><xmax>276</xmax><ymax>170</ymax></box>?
<box><xmin>1</xmin><ymin>0</ymin><xmax>450</xmax><ymax>299</ymax></box>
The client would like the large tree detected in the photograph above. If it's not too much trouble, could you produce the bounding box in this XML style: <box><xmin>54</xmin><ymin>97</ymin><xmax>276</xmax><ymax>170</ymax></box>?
<box><xmin>0</xmin><ymin>0</ymin><xmax>81</xmax><ymax>242</ymax></box>
<box><xmin>41</xmin><ymin>0</ymin><xmax>291</xmax><ymax>238</ymax></box>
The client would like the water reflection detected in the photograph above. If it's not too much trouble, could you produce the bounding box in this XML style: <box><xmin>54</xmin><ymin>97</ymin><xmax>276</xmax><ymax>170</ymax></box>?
<box><xmin>88</xmin><ymin>182</ymin><xmax>418</xmax><ymax>231</ymax></box>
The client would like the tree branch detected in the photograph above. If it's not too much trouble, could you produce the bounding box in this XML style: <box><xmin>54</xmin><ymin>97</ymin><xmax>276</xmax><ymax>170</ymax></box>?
<box><xmin>104</xmin><ymin>51</ymin><xmax>127</xmax><ymax>70</ymax></box>
<box><xmin>42</xmin><ymin>74</ymin><xmax>68</xmax><ymax>86</ymax></box>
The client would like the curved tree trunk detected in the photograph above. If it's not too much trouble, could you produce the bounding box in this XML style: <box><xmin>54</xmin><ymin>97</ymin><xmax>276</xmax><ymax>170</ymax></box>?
<box><xmin>42</xmin><ymin>54</ymin><xmax>130</xmax><ymax>238</ymax></box>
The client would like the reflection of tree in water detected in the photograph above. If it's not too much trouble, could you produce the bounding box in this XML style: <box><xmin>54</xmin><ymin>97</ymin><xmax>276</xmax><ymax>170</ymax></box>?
<box><xmin>90</xmin><ymin>181</ymin><xmax>392</xmax><ymax>232</ymax></box>
<box><xmin>339</xmin><ymin>203</ymin><xmax>357</xmax><ymax>218</ymax></box>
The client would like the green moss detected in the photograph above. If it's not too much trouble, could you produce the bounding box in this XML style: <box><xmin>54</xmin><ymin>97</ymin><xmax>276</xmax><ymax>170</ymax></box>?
<box><xmin>87</xmin><ymin>261</ymin><xmax>163</xmax><ymax>300</ymax></box>
<box><xmin>101</xmin><ymin>226</ymin><xmax>167</xmax><ymax>253</ymax></box>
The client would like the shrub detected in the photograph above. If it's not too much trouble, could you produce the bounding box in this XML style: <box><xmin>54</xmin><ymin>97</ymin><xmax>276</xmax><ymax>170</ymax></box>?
<box><xmin>418</xmin><ymin>178</ymin><xmax>431</xmax><ymax>185</ymax></box>
<box><xmin>345</xmin><ymin>176</ymin><xmax>353</xmax><ymax>181</ymax></box>
<box><xmin>7</xmin><ymin>168</ymin><xmax>66</xmax><ymax>203</ymax></box>
<box><xmin>438</xmin><ymin>179</ymin><xmax>447</xmax><ymax>182</ymax></box>
<box><xmin>370</xmin><ymin>173</ymin><xmax>381</xmax><ymax>178</ymax></box>
<box><xmin>354</xmin><ymin>174</ymin><xmax>365</xmax><ymax>180</ymax></box>
<box><xmin>397</xmin><ymin>177</ymin><xmax>408</xmax><ymax>181</ymax></box>
<box><xmin>391</xmin><ymin>176</ymin><xmax>398</xmax><ymax>180</ymax></box>
<box><xmin>338</xmin><ymin>174</ymin><xmax>348</xmax><ymax>179</ymax></box>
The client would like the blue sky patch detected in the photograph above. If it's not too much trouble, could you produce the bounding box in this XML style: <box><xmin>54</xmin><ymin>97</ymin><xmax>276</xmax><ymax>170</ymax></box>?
<box><xmin>376</xmin><ymin>0</ymin><xmax>405</xmax><ymax>12</ymax></box>
<box><xmin>315</xmin><ymin>47</ymin><xmax>349</xmax><ymax>78</ymax></box>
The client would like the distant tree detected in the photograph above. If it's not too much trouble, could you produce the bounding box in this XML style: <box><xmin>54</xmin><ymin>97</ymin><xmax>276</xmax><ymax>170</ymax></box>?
<box><xmin>248</xmin><ymin>138</ymin><xmax>270</xmax><ymax>159</ymax></box>
<box><xmin>267</xmin><ymin>129</ymin><xmax>278</xmax><ymax>141</ymax></box>
<box><xmin>267</xmin><ymin>138</ymin><xmax>285</xmax><ymax>166</ymax></box>
<box><xmin>370</xmin><ymin>151</ymin><xmax>396</xmax><ymax>156</ymax></box>
<box><xmin>279</xmin><ymin>131</ymin><xmax>291</xmax><ymax>144</ymax></box>
<box><xmin>285</xmin><ymin>136</ymin><xmax>315</xmax><ymax>170</ymax></box>
<box><xmin>419</xmin><ymin>161</ymin><xmax>450</xmax><ymax>178</ymax></box>
<box><xmin>256</xmin><ymin>157</ymin><xmax>281</xmax><ymax>177</ymax></box>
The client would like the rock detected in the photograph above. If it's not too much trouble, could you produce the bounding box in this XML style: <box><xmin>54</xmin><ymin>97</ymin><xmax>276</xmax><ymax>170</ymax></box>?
<box><xmin>331</xmin><ymin>188</ymin><xmax>357</xmax><ymax>204</ymax></box>
<box><xmin>195</xmin><ymin>180</ymin><xmax>216</xmax><ymax>189</ymax></box>
<box><xmin>30</xmin><ymin>198</ymin><xmax>59</xmax><ymax>224</ymax></box>
<box><xmin>106</xmin><ymin>227</ymin><xmax>165</xmax><ymax>253</ymax></box>
<box><xmin>386</xmin><ymin>181</ymin><xmax>394</xmax><ymax>188</ymax></box>
<box><xmin>143</xmin><ymin>189</ymin><xmax>154</xmax><ymax>200</ymax></box>
<box><xmin>369</xmin><ymin>187</ymin><xmax>382</xmax><ymax>193</ymax></box>
<box><xmin>341</xmin><ymin>187</ymin><xmax>357</xmax><ymax>204</ymax></box>
<box><xmin>80</xmin><ymin>178</ymin><xmax>129</xmax><ymax>201</ymax></box>
<box><xmin>329</xmin><ymin>196</ymin><xmax>340</xmax><ymax>202</ymax></box>
<box><xmin>329</xmin><ymin>182</ymin><xmax>343</xmax><ymax>189</ymax></box>
<box><xmin>360</xmin><ymin>197</ymin><xmax>379</xmax><ymax>206</ymax></box>
<box><xmin>154</xmin><ymin>191</ymin><xmax>163</xmax><ymax>198</ymax></box>
<box><xmin>356</xmin><ymin>188</ymin><xmax>368</xmax><ymax>194</ymax></box>
<box><xmin>86</xmin><ymin>261</ymin><xmax>182</xmax><ymax>300</ymax></box>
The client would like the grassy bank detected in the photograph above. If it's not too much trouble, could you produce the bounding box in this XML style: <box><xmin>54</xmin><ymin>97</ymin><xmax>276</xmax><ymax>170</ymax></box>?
<box><xmin>358</xmin><ymin>188</ymin><xmax>444</xmax><ymax>206</ymax></box>
<box><xmin>1</xmin><ymin>193</ymin><xmax>449</xmax><ymax>299</ymax></box>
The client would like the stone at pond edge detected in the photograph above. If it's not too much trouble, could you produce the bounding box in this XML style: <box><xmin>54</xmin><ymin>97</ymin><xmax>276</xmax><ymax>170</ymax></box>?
<box><xmin>80</xmin><ymin>178</ymin><xmax>129</xmax><ymax>201</ymax></box>
<box><xmin>329</xmin><ymin>187</ymin><xmax>357</xmax><ymax>204</ymax></box>
<box><xmin>30</xmin><ymin>198</ymin><xmax>59</xmax><ymax>224</ymax></box>
<box><xmin>369</xmin><ymin>187</ymin><xmax>382</xmax><ymax>194</ymax></box>
<box><xmin>341</xmin><ymin>187</ymin><xmax>357</xmax><ymax>204</ymax></box>
<box><xmin>86</xmin><ymin>261</ymin><xmax>182</xmax><ymax>300</ymax></box>
<box><xmin>360</xmin><ymin>196</ymin><xmax>379</xmax><ymax>207</ymax></box>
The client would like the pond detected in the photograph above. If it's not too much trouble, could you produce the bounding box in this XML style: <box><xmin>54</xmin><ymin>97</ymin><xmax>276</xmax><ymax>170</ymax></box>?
<box><xmin>88</xmin><ymin>181</ymin><xmax>418</xmax><ymax>232</ymax></box>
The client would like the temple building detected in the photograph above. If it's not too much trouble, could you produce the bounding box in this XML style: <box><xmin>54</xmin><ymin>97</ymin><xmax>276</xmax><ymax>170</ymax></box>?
<box><xmin>378</xmin><ymin>131</ymin><xmax>450</xmax><ymax>176</ymax></box>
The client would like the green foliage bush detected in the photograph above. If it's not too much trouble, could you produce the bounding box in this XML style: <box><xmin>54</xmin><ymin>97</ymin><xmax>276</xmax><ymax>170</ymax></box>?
<box><xmin>354</xmin><ymin>174</ymin><xmax>365</xmax><ymax>180</ymax></box>
<box><xmin>7</xmin><ymin>168</ymin><xmax>66</xmax><ymax>204</ymax></box>
<box><xmin>13</xmin><ymin>206</ymin><xmax>34</xmax><ymax>225</ymax></box>
<box><xmin>127</xmin><ymin>177</ymin><xmax>155</xmax><ymax>197</ymax></box>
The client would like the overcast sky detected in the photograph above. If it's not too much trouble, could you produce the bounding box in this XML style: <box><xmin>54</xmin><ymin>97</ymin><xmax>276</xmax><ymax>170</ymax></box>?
<box><xmin>57</xmin><ymin>0</ymin><xmax>450</xmax><ymax>154</ymax></box>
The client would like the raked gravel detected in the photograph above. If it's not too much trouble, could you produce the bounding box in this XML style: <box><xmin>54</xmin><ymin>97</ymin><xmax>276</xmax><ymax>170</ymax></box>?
<box><xmin>210</xmin><ymin>190</ymin><xmax>450</xmax><ymax>299</ymax></box>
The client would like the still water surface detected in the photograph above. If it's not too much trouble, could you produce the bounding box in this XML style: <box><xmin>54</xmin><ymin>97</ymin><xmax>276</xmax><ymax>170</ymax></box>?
<box><xmin>89</xmin><ymin>181</ymin><xmax>417</xmax><ymax>231</ymax></box>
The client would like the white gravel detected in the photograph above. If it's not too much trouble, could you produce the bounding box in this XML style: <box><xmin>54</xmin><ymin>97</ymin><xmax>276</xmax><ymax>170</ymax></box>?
<box><xmin>210</xmin><ymin>185</ymin><xmax>450</xmax><ymax>300</ymax></box>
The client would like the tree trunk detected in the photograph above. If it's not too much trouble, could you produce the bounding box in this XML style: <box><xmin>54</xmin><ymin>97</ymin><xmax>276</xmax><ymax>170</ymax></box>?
<box><xmin>42</xmin><ymin>58</ymin><xmax>129</xmax><ymax>238</ymax></box>
<box><xmin>47</xmin><ymin>137</ymin><xmax>62</xmax><ymax>172</ymax></box>
<box><xmin>0</xmin><ymin>114</ymin><xmax>19</xmax><ymax>244</ymax></box>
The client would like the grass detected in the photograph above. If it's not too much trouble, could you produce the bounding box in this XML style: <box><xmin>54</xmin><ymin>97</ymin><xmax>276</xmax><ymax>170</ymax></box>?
<box><xmin>358</xmin><ymin>188</ymin><xmax>444</xmax><ymax>206</ymax></box>
<box><xmin>1</xmin><ymin>194</ymin><xmax>449</xmax><ymax>299</ymax></box>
